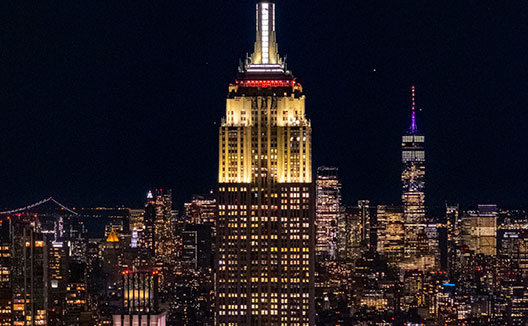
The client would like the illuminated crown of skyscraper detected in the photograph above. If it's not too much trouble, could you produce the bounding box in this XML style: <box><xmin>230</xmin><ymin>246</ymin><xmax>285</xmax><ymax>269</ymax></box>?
<box><xmin>243</xmin><ymin>0</ymin><xmax>286</xmax><ymax>74</ymax></box>
<box><xmin>106</xmin><ymin>230</ymin><xmax>119</xmax><ymax>242</ymax></box>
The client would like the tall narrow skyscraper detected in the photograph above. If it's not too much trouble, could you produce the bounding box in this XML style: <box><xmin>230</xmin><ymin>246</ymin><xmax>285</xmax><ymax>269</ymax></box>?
<box><xmin>216</xmin><ymin>1</ymin><xmax>315</xmax><ymax>325</ymax></box>
<box><xmin>0</xmin><ymin>215</ymin><xmax>48</xmax><ymax>326</ymax></box>
<box><xmin>315</xmin><ymin>166</ymin><xmax>341</xmax><ymax>261</ymax></box>
<box><xmin>377</xmin><ymin>205</ymin><xmax>404</xmax><ymax>265</ymax></box>
<box><xmin>140</xmin><ymin>189</ymin><xmax>174</xmax><ymax>266</ymax></box>
<box><xmin>401</xmin><ymin>86</ymin><xmax>431</xmax><ymax>268</ymax></box>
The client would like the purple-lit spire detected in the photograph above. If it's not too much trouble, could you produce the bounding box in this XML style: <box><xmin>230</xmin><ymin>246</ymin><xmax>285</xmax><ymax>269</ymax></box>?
<box><xmin>410</xmin><ymin>86</ymin><xmax>417</xmax><ymax>133</ymax></box>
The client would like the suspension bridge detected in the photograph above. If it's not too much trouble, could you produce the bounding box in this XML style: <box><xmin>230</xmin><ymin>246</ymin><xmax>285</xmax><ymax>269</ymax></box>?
<box><xmin>0</xmin><ymin>197</ymin><xmax>78</xmax><ymax>216</ymax></box>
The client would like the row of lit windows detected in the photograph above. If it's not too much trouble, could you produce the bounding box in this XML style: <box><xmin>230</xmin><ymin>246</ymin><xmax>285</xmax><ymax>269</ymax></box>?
<box><xmin>403</xmin><ymin>135</ymin><xmax>424</xmax><ymax>142</ymax></box>
<box><xmin>218</xmin><ymin>291</ymin><xmax>309</xmax><ymax>298</ymax></box>
<box><xmin>220</xmin><ymin>187</ymin><xmax>249</xmax><ymax>192</ymax></box>
<box><xmin>24</xmin><ymin>241</ymin><xmax>44</xmax><ymax>247</ymax></box>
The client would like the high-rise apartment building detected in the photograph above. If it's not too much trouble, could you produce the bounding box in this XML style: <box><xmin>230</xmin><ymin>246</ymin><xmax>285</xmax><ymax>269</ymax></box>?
<box><xmin>0</xmin><ymin>220</ymin><xmax>11</xmax><ymax>326</ymax></box>
<box><xmin>376</xmin><ymin>205</ymin><xmax>405</xmax><ymax>265</ymax></box>
<box><xmin>315</xmin><ymin>167</ymin><xmax>342</xmax><ymax>261</ymax></box>
<box><xmin>140</xmin><ymin>189</ymin><xmax>175</xmax><ymax>266</ymax></box>
<box><xmin>182</xmin><ymin>224</ymin><xmax>213</xmax><ymax>270</ymax></box>
<box><xmin>358</xmin><ymin>200</ymin><xmax>372</xmax><ymax>250</ymax></box>
<box><xmin>184</xmin><ymin>193</ymin><xmax>217</xmax><ymax>225</ymax></box>
<box><xmin>152</xmin><ymin>190</ymin><xmax>175</xmax><ymax>267</ymax></box>
<box><xmin>8</xmin><ymin>215</ymin><xmax>48</xmax><ymax>326</ymax></box>
<box><xmin>342</xmin><ymin>201</ymin><xmax>376</xmax><ymax>261</ymax></box>
<box><xmin>216</xmin><ymin>1</ymin><xmax>315</xmax><ymax>324</ymax></box>
<box><xmin>446</xmin><ymin>203</ymin><xmax>461</xmax><ymax>273</ymax></box>
<box><xmin>64</xmin><ymin>283</ymin><xmax>87</xmax><ymax>326</ymax></box>
<box><xmin>462</xmin><ymin>205</ymin><xmax>497</xmax><ymax>256</ymax></box>
<box><xmin>128</xmin><ymin>209</ymin><xmax>145</xmax><ymax>233</ymax></box>
<box><xmin>500</xmin><ymin>229</ymin><xmax>528</xmax><ymax>277</ymax></box>
<box><xmin>63</xmin><ymin>262</ymin><xmax>88</xmax><ymax>326</ymax></box>
<box><xmin>141</xmin><ymin>192</ymin><xmax>156</xmax><ymax>256</ymax></box>
<box><xmin>47</xmin><ymin>239</ymin><xmax>69</xmax><ymax>325</ymax></box>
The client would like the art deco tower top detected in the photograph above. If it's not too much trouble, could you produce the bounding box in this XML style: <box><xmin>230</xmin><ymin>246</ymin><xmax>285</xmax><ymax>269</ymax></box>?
<box><xmin>243</xmin><ymin>0</ymin><xmax>287</xmax><ymax>74</ymax></box>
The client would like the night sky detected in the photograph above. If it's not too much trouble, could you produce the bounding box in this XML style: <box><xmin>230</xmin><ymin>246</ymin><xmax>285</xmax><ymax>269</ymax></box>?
<box><xmin>2</xmin><ymin>1</ymin><xmax>528</xmax><ymax>212</ymax></box>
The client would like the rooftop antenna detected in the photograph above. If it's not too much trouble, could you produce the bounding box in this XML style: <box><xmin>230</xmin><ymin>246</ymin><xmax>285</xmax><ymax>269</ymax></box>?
<box><xmin>410</xmin><ymin>86</ymin><xmax>417</xmax><ymax>133</ymax></box>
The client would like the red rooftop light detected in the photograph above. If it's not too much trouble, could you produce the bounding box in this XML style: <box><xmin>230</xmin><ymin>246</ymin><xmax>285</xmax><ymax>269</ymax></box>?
<box><xmin>236</xmin><ymin>80</ymin><xmax>297</xmax><ymax>88</ymax></box>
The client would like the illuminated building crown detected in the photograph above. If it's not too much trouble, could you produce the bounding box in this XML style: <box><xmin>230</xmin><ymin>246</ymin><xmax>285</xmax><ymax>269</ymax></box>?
<box><xmin>106</xmin><ymin>230</ymin><xmax>119</xmax><ymax>242</ymax></box>
<box><xmin>243</xmin><ymin>0</ymin><xmax>287</xmax><ymax>74</ymax></box>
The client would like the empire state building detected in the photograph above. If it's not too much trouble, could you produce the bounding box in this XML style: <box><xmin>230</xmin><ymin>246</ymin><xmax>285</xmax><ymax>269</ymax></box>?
<box><xmin>216</xmin><ymin>1</ymin><xmax>315</xmax><ymax>325</ymax></box>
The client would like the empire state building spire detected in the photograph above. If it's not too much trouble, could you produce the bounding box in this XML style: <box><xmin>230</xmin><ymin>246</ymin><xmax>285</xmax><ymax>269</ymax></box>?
<box><xmin>251</xmin><ymin>0</ymin><xmax>279</xmax><ymax>65</ymax></box>
<box><xmin>244</xmin><ymin>0</ymin><xmax>287</xmax><ymax>73</ymax></box>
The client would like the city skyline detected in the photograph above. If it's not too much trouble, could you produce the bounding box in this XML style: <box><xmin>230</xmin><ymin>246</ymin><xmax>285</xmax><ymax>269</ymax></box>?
<box><xmin>1</xmin><ymin>1</ymin><xmax>527</xmax><ymax>325</ymax></box>
<box><xmin>2</xmin><ymin>1</ymin><xmax>527</xmax><ymax>209</ymax></box>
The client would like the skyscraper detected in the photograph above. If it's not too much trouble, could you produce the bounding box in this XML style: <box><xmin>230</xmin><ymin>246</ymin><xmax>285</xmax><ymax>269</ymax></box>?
<box><xmin>113</xmin><ymin>270</ymin><xmax>166</xmax><ymax>326</ymax></box>
<box><xmin>128</xmin><ymin>209</ymin><xmax>145</xmax><ymax>233</ymax></box>
<box><xmin>216</xmin><ymin>1</ymin><xmax>315</xmax><ymax>324</ymax></box>
<box><xmin>182</xmin><ymin>224</ymin><xmax>213</xmax><ymax>270</ymax></box>
<box><xmin>47</xmin><ymin>239</ymin><xmax>69</xmax><ymax>325</ymax></box>
<box><xmin>0</xmin><ymin>220</ymin><xmax>12</xmax><ymax>326</ymax></box>
<box><xmin>315</xmin><ymin>167</ymin><xmax>341</xmax><ymax>261</ymax></box>
<box><xmin>358</xmin><ymin>200</ymin><xmax>372</xmax><ymax>250</ymax></box>
<box><xmin>461</xmin><ymin>205</ymin><xmax>497</xmax><ymax>256</ymax></box>
<box><xmin>140</xmin><ymin>191</ymin><xmax>156</xmax><ymax>256</ymax></box>
<box><xmin>184</xmin><ymin>193</ymin><xmax>217</xmax><ymax>225</ymax></box>
<box><xmin>6</xmin><ymin>215</ymin><xmax>48</xmax><ymax>326</ymax></box>
<box><xmin>376</xmin><ymin>205</ymin><xmax>404</xmax><ymax>266</ymax></box>
<box><xmin>102</xmin><ymin>230</ymin><xmax>122</xmax><ymax>285</ymax></box>
<box><xmin>446</xmin><ymin>203</ymin><xmax>461</xmax><ymax>274</ymax></box>
<box><xmin>140</xmin><ymin>189</ymin><xmax>175</xmax><ymax>266</ymax></box>
<box><xmin>401</xmin><ymin>86</ymin><xmax>431</xmax><ymax>269</ymax></box>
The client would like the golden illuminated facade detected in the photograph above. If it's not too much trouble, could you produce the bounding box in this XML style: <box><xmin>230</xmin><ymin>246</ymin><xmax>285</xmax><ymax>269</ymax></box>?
<box><xmin>462</xmin><ymin>205</ymin><xmax>497</xmax><ymax>256</ymax></box>
<box><xmin>216</xmin><ymin>1</ymin><xmax>315</xmax><ymax>325</ymax></box>
<box><xmin>113</xmin><ymin>270</ymin><xmax>164</xmax><ymax>326</ymax></box>
<box><xmin>376</xmin><ymin>205</ymin><xmax>404</xmax><ymax>265</ymax></box>
<box><xmin>122</xmin><ymin>270</ymin><xmax>159</xmax><ymax>314</ymax></box>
